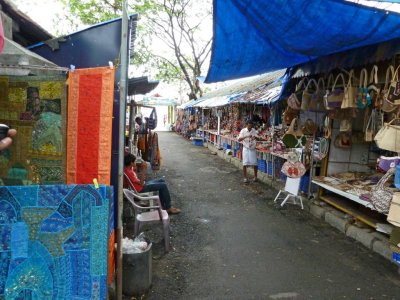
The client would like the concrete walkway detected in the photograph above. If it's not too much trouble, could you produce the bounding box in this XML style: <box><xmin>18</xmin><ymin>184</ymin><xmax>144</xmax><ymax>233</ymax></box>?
<box><xmin>144</xmin><ymin>132</ymin><xmax>400</xmax><ymax>300</ymax></box>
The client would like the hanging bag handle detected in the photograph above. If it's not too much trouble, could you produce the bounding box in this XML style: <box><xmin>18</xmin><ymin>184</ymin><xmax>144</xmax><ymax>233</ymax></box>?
<box><xmin>347</xmin><ymin>69</ymin><xmax>355</xmax><ymax>88</ymax></box>
<box><xmin>317</xmin><ymin>77</ymin><xmax>325</xmax><ymax>92</ymax></box>
<box><xmin>359</xmin><ymin>68</ymin><xmax>368</xmax><ymax>89</ymax></box>
<box><xmin>369</xmin><ymin>65</ymin><xmax>378</xmax><ymax>85</ymax></box>
<box><xmin>295</xmin><ymin>78</ymin><xmax>308</xmax><ymax>92</ymax></box>
<box><xmin>384</xmin><ymin>65</ymin><xmax>395</xmax><ymax>91</ymax></box>
<box><xmin>332</xmin><ymin>73</ymin><xmax>346</xmax><ymax>91</ymax></box>
<box><xmin>326</xmin><ymin>74</ymin><xmax>335</xmax><ymax>90</ymax></box>
<box><xmin>304</xmin><ymin>78</ymin><xmax>318</xmax><ymax>92</ymax></box>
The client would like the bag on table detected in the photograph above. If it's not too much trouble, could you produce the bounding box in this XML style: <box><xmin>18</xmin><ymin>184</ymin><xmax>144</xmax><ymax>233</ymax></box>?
<box><xmin>357</xmin><ymin>68</ymin><xmax>372</xmax><ymax>108</ymax></box>
<box><xmin>370</xmin><ymin>168</ymin><xmax>395</xmax><ymax>214</ymax></box>
<box><xmin>374</xmin><ymin>118</ymin><xmax>400</xmax><ymax>153</ymax></box>
<box><xmin>382</xmin><ymin>66</ymin><xmax>399</xmax><ymax>113</ymax></box>
<box><xmin>324</xmin><ymin>73</ymin><xmax>345</xmax><ymax>110</ymax></box>
<box><xmin>377</xmin><ymin>156</ymin><xmax>400</xmax><ymax>172</ymax></box>
<box><xmin>341</xmin><ymin>70</ymin><xmax>357</xmax><ymax>109</ymax></box>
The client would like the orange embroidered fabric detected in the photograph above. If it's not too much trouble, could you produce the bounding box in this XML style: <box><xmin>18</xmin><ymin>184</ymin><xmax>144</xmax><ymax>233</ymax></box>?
<box><xmin>67</xmin><ymin>67</ymin><xmax>115</xmax><ymax>185</ymax></box>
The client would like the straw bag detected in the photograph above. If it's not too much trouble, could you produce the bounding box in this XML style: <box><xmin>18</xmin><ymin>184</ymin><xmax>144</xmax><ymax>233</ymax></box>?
<box><xmin>368</xmin><ymin>65</ymin><xmax>380</xmax><ymax>108</ymax></box>
<box><xmin>370</xmin><ymin>168</ymin><xmax>395</xmax><ymax>214</ymax></box>
<box><xmin>339</xmin><ymin>119</ymin><xmax>352</xmax><ymax>132</ymax></box>
<box><xmin>301</xmin><ymin>79</ymin><xmax>318</xmax><ymax>111</ymax></box>
<box><xmin>382</xmin><ymin>66</ymin><xmax>398</xmax><ymax>113</ymax></box>
<box><xmin>341</xmin><ymin>70</ymin><xmax>357</xmax><ymax>109</ymax></box>
<box><xmin>288</xmin><ymin>78</ymin><xmax>307</xmax><ymax>110</ymax></box>
<box><xmin>388</xmin><ymin>192</ymin><xmax>400</xmax><ymax>227</ymax></box>
<box><xmin>357</xmin><ymin>68</ymin><xmax>372</xmax><ymax>108</ymax></box>
<box><xmin>302</xmin><ymin>119</ymin><xmax>318</xmax><ymax>135</ymax></box>
<box><xmin>374</xmin><ymin>118</ymin><xmax>400</xmax><ymax>153</ymax></box>
<box><xmin>364</xmin><ymin>109</ymin><xmax>376</xmax><ymax>142</ymax></box>
<box><xmin>282</xmin><ymin>118</ymin><xmax>306</xmax><ymax>148</ymax></box>
<box><xmin>324</xmin><ymin>73</ymin><xmax>345</xmax><ymax>110</ymax></box>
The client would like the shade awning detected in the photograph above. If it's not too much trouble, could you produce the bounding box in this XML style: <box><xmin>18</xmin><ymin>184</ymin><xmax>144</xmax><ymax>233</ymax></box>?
<box><xmin>128</xmin><ymin>76</ymin><xmax>159</xmax><ymax>96</ymax></box>
<box><xmin>206</xmin><ymin>0</ymin><xmax>400</xmax><ymax>83</ymax></box>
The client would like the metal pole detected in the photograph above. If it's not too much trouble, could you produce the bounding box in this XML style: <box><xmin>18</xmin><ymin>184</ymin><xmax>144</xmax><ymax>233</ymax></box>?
<box><xmin>117</xmin><ymin>1</ymin><xmax>129</xmax><ymax>299</ymax></box>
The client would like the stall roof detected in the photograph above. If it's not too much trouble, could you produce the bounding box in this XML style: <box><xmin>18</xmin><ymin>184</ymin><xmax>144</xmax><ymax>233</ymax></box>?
<box><xmin>128</xmin><ymin>76</ymin><xmax>159</xmax><ymax>96</ymax></box>
<box><xmin>206</xmin><ymin>0</ymin><xmax>400</xmax><ymax>83</ymax></box>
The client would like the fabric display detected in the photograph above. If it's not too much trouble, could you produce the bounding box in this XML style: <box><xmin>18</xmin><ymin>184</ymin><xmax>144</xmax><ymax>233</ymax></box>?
<box><xmin>0</xmin><ymin>184</ymin><xmax>113</xmax><ymax>298</ymax></box>
<box><xmin>374</xmin><ymin>118</ymin><xmax>400</xmax><ymax>153</ymax></box>
<box><xmin>67</xmin><ymin>67</ymin><xmax>115</xmax><ymax>185</ymax></box>
<box><xmin>0</xmin><ymin>76</ymin><xmax>67</xmax><ymax>185</ymax></box>
<box><xmin>150</xmin><ymin>132</ymin><xmax>161</xmax><ymax>171</ymax></box>
<box><xmin>357</xmin><ymin>68</ymin><xmax>372</xmax><ymax>108</ymax></box>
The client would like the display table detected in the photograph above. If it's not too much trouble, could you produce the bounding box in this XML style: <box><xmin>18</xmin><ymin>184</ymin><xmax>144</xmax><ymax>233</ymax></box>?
<box><xmin>312</xmin><ymin>178</ymin><xmax>388</xmax><ymax>228</ymax></box>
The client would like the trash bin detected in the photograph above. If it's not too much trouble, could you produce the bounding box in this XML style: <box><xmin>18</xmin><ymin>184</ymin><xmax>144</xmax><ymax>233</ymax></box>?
<box><xmin>122</xmin><ymin>239</ymin><xmax>152</xmax><ymax>296</ymax></box>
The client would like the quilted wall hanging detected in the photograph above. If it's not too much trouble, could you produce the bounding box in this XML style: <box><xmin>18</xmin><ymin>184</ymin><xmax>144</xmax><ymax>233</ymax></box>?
<box><xmin>0</xmin><ymin>75</ymin><xmax>67</xmax><ymax>185</ymax></box>
<box><xmin>0</xmin><ymin>184</ymin><xmax>113</xmax><ymax>299</ymax></box>
<box><xmin>67</xmin><ymin>67</ymin><xmax>115</xmax><ymax>185</ymax></box>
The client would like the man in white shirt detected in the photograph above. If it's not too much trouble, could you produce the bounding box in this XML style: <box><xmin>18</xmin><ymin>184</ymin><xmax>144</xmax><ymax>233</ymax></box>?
<box><xmin>238</xmin><ymin>120</ymin><xmax>259</xmax><ymax>183</ymax></box>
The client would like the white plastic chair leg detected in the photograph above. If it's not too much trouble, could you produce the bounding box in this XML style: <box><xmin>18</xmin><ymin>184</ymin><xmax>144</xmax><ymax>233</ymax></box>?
<box><xmin>273</xmin><ymin>190</ymin><xmax>282</xmax><ymax>203</ymax></box>
<box><xmin>297</xmin><ymin>196</ymin><xmax>304</xmax><ymax>210</ymax></box>
<box><xmin>163</xmin><ymin>220</ymin><xmax>170</xmax><ymax>253</ymax></box>
<box><xmin>280</xmin><ymin>195</ymin><xmax>291</xmax><ymax>207</ymax></box>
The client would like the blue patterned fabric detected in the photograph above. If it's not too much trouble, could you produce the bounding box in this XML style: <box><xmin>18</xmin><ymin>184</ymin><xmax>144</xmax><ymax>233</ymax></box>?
<box><xmin>0</xmin><ymin>184</ymin><xmax>112</xmax><ymax>300</ymax></box>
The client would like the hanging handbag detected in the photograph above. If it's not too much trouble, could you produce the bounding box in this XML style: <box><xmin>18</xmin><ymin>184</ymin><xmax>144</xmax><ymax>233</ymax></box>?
<box><xmin>282</xmin><ymin>118</ymin><xmax>306</xmax><ymax>148</ymax></box>
<box><xmin>387</xmin><ymin>65</ymin><xmax>400</xmax><ymax>105</ymax></box>
<box><xmin>323</xmin><ymin>114</ymin><xmax>332</xmax><ymax>139</ymax></box>
<box><xmin>364</xmin><ymin>109</ymin><xmax>376</xmax><ymax>142</ymax></box>
<box><xmin>324</xmin><ymin>73</ymin><xmax>345</xmax><ymax>110</ymax></box>
<box><xmin>388</xmin><ymin>192</ymin><xmax>400</xmax><ymax>227</ymax></box>
<box><xmin>341</xmin><ymin>70</ymin><xmax>357</xmax><ymax>109</ymax></box>
<box><xmin>308</xmin><ymin>78</ymin><xmax>326</xmax><ymax>112</ymax></box>
<box><xmin>313</xmin><ymin>137</ymin><xmax>329</xmax><ymax>161</ymax></box>
<box><xmin>370</xmin><ymin>168</ymin><xmax>395</xmax><ymax>214</ymax></box>
<box><xmin>147</xmin><ymin>108</ymin><xmax>158</xmax><ymax>130</ymax></box>
<box><xmin>368</xmin><ymin>65</ymin><xmax>381</xmax><ymax>109</ymax></box>
<box><xmin>357</xmin><ymin>68</ymin><xmax>372</xmax><ymax>108</ymax></box>
<box><xmin>374</xmin><ymin>118</ymin><xmax>400</xmax><ymax>153</ymax></box>
<box><xmin>382</xmin><ymin>66</ymin><xmax>398</xmax><ymax>113</ymax></box>
<box><xmin>334</xmin><ymin>132</ymin><xmax>351</xmax><ymax>149</ymax></box>
<box><xmin>339</xmin><ymin>118</ymin><xmax>352</xmax><ymax>132</ymax></box>
<box><xmin>301</xmin><ymin>79</ymin><xmax>318</xmax><ymax>111</ymax></box>
<box><xmin>288</xmin><ymin>78</ymin><xmax>307</xmax><ymax>110</ymax></box>
<box><xmin>302</xmin><ymin>118</ymin><xmax>318</xmax><ymax>135</ymax></box>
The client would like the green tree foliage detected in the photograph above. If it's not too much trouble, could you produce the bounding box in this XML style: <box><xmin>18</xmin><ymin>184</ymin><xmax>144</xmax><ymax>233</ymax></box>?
<box><xmin>58</xmin><ymin>0</ymin><xmax>212</xmax><ymax>100</ymax></box>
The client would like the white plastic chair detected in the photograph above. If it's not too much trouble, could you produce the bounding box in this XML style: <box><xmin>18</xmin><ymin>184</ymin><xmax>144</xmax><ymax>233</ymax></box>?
<box><xmin>123</xmin><ymin>188</ymin><xmax>170</xmax><ymax>252</ymax></box>
<box><xmin>273</xmin><ymin>177</ymin><xmax>304</xmax><ymax>209</ymax></box>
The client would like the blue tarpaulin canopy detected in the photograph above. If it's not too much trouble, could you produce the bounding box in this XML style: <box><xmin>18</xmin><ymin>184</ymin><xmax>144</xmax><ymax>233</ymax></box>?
<box><xmin>206</xmin><ymin>0</ymin><xmax>400</xmax><ymax>83</ymax></box>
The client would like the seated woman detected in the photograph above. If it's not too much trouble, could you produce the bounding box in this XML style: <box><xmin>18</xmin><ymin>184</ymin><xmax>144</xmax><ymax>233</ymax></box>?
<box><xmin>124</xmin><ymin>153</ymin><xmax>181</xmax><ymax>215</ymax></box>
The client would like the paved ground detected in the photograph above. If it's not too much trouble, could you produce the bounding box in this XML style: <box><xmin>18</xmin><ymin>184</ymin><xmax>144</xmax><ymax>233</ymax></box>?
<box><xmin>127</xmin><ymin>132</ymin><xmax>400</xmax><ymax>300</ymax></box>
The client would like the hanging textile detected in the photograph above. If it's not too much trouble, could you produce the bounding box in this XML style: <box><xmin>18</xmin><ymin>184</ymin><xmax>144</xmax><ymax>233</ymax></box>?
<box><xmin>0</xmin><ymin>184</ymin><xmax>113</xmax><ymax>299</ymax></box>
<box><xmin>150</xmin><ymin>132</ymin><xmax>161</xmax><ymax>171</ymax></box>
<box><xmin>67</xmin><ymin>67</ymin><xmax>115</xmax><ymax>184</ymax></box>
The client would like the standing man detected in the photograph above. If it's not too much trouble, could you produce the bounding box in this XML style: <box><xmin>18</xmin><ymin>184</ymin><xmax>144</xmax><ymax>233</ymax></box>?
<box><xmin>238</xmin><ymin>119</ymin><xmax>259</xmax><ymax>183</ymax></box>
